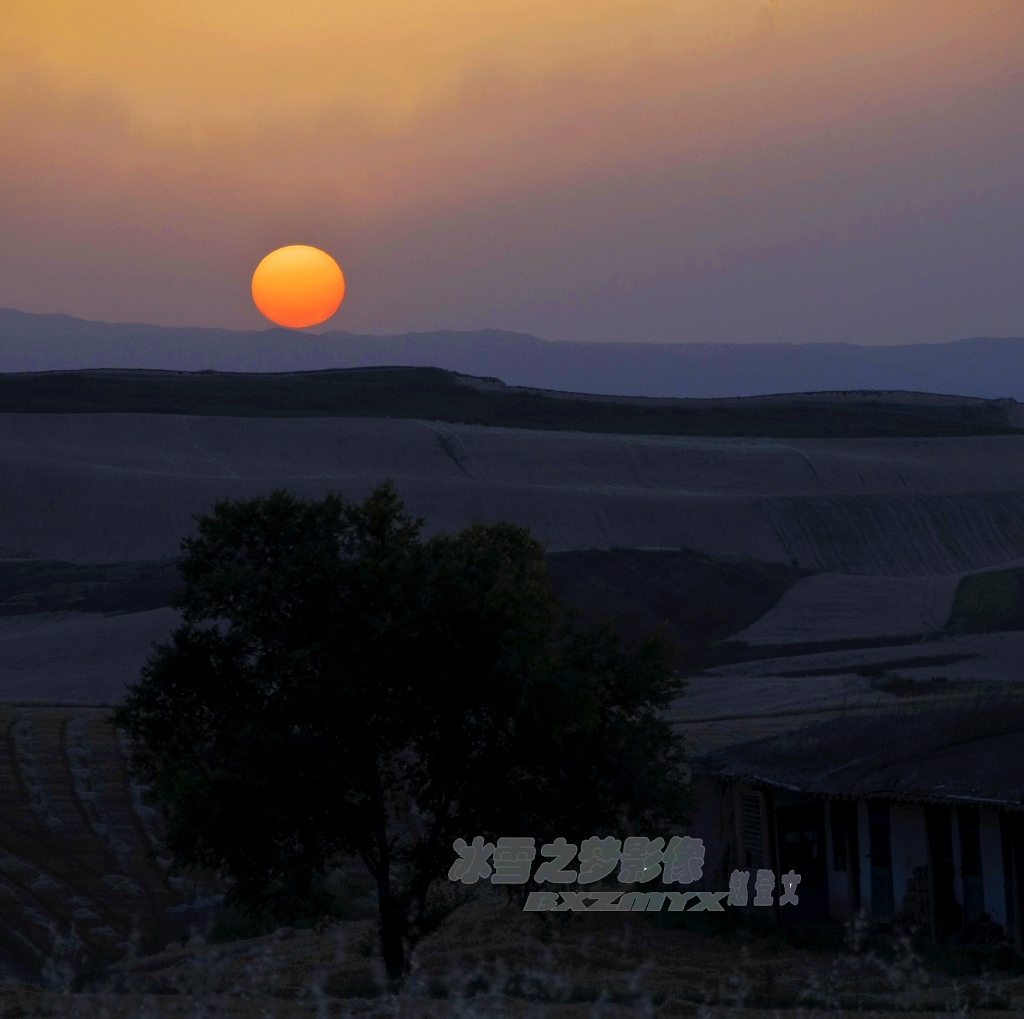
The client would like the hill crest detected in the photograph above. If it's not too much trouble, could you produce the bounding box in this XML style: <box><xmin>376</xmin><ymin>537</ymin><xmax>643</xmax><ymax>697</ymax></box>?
<box><xmin>4</xmin><ymin>307</ymin><xmax>1024</xmax><ymax>400</ymax></box>
<box><xmin>0</xmin><ymin>365</ymin><xmax>1018</xmax><ymax>439</ymax></box>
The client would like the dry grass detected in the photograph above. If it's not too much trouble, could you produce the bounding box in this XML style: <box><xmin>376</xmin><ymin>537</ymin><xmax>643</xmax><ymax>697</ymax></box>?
<box><xmin>0</xmin><ymin>899</ymin><xmax>1021</xmax><ymax>1016</ymax></box>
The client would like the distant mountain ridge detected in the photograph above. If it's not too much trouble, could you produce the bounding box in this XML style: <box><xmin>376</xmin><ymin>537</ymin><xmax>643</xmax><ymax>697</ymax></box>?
<box><xmin>3</xmin><ymin>307</ymin><xmax>1024</xmax><ymax>400</ymax></box>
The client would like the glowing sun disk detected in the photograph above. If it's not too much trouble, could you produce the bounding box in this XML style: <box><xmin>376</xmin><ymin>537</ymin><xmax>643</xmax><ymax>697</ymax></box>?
<box><xmin>251</xmin><ymin>245</ymin><xmax>345</xmax><ymax>328</ymax></box>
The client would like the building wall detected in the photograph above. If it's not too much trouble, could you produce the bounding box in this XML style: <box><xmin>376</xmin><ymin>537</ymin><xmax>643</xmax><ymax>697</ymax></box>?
<box><xmin>824</xmin><ymin>801</ymin><xmax>846</xmax><ymax>919</ymax></box>
<box><xmin>703</xmin><ymin>778</ymin><xmax>1019</xmax><ymax>944</ymax></box>
<box><xmin>980</xmin><ymin>807</ymin><xmax>1006</xmax><ymax>929</ymax></box>
<box><xmin>857</xmin><ymin>800</ymin><xmax>873</xmax><ymax>919</ymax></box>
<box><xmin>688</xmin><ymin>775</ymin><xmax>736</xmax><ymax>890</ymax></box>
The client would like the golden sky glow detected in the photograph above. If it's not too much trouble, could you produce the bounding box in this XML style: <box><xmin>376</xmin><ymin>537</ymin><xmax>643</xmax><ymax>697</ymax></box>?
<box><xmin>2</xmin><ymin>1</ymin><xmax>1023</xmax><ymax>343</ymax></box>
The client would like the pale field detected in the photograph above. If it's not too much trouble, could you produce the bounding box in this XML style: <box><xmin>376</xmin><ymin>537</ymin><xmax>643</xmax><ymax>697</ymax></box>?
<box><xmin>0</xmin><ymin>609</ymin><xmax>178</xmax><ymax>703</ymax></box>
<box><xmin>6</xmin><ymin>414</ymin><xmax>1024</xmax><ymax>704</ymax></box>
<box><xmin>0</xmin><ymin>570</ymin><xmax>981</xmax><ymax>702</ymax></box>
<box><xmin>731</xmin><ymin>574</ymin><xmax>963</xmax><ymax>644</ymax></box>
<box><xmin>9</xmin><ymin>608</ymin><xmax>1018</xmax><ymax>720</ymax></box>
<box><xmin>4</xmin><ymin>415</ymin><xmax>1024</xmax><ymax>573</ymax></box>
<box><xmin>674</xmin><ymin>629</ymin><xmax>1024</xmax><ymax>754</ymax></box>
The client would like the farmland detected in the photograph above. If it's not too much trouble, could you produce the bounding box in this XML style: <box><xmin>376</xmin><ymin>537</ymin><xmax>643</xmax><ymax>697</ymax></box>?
<box><xmin>4</xmin><ymin>403</ymin><xmax>1024</xmax><ymax>720</ymax></box>
<box><xmin>1</xmin><ymin>366</ymin><xmax>1020</xmax><ymax>437</ymax></box>
<box><xmin>0</xmin><ymin>706</ymin><xmax>219</xmax><ymax>983</ymax></box>
<box><xmin>731</xmin><ymin>573</ymin><xmax>963</xmax><ymax>645</ymax></box>
<box><xmin>4</xmin><ymin>402</ymin><xmax>1024</xmax><ymax>719</ymax></box>
<box><xmin>2</xmin><ymin>382</ymin><xmax>1024</xmax><ymax>1011</ymax></box>
<box><xmin>5</xmin><ymin>412</ymin><xmax>1024</xmax><ymax>573</ymax></box>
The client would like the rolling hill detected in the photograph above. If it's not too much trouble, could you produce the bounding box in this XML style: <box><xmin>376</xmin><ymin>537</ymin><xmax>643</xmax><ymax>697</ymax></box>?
<box><xmin>5</xmin><ymin>306</ymin><xmax>1024</xmax><ymax>399</ymax></box>
<box><xmin>2</xmin><ymin>365</ymin><xmax>1024</xmax><ymax>992</ymax></box>
<box><xmin>3</xmin><ymin>406</ymin><xmax>1024</xmax><ymax>571</ymax></box>
<box><xmin>0</xmin><ymin>366</ymin><xmax>1019</xmax><ymax>437</ymax></box>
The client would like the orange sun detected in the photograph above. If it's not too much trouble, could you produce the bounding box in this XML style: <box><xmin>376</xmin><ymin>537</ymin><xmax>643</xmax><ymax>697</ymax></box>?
<box><xmin>251</xmin><ymin>245</ymin><xmax>346</xmax><ymax>328</ymax></box>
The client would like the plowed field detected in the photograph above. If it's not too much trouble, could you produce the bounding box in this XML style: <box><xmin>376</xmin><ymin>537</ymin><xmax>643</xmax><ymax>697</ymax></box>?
<box><xmin>0</xmin><ymin>707</ymin><xmax>218</xmax><ymax>980</ymax></box>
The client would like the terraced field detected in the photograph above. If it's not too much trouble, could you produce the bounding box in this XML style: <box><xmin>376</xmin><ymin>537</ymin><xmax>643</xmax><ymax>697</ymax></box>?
<box><xmin>4</xmin><ymin>380</ymin><xmax>1024</xmax><ymax>1009</ymax></box>
<box><xmin>5</xmin><ymin>414</ymin><xmax>1024</xmax><ymax>574</ymax></box>
<box><xmin>4</xmin><ymin>411</ymin><xmax>1024</xmax><ymax>717</ymax></box>
<box><xmin>732</xmin><ymin>573</ymin><xmax>963</xmax><ymax>644</ymax></box>
<box><xmin>0</xmin><ymin>707</ymin><xmax>219</xmax><ymax>981</ymax></box>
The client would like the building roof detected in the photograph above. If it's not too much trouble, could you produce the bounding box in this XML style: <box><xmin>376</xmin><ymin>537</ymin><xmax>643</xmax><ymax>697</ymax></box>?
<box><xmin>699</xmin><ymin>700</ymin><xmax>1024</xmax><ymax>807</ymax></box>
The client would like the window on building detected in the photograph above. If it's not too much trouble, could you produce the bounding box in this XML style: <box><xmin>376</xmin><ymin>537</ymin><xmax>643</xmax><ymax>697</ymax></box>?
<box><xmin>742</xmin><ymin>793</ymin><xmax>764</xmax><ymax>870</ymax></box>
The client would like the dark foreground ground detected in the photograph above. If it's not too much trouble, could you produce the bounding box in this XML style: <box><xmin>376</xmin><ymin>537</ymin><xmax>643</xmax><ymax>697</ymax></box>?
<box><xmin>1</xmin><ymin>898</ymin><xmax>1022</xmax><ymax>1016</ymax></box>
<box><xmin>1</xmin><ymin>703</ymin><xmax>1022</xmax><ymax>1016</ymax></box>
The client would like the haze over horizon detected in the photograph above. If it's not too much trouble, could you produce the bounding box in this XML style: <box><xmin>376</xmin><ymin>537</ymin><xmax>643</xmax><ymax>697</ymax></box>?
<box><xmin>2</xmin><ymin>1</ymin><xmax>1023</xmax><ymax>348</ymax></box>
<box><xmin>6</xmin><ymin>306</ymin><xmax>1024</xmax><ymax>400</ymax></box>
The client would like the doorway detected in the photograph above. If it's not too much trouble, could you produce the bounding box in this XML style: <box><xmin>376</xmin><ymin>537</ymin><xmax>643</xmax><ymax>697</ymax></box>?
<box><xmin>926</xmin><ymin>805</ymin><xmax>962</xmax><ymax>939</ymax></box>
<box><xmin>776</xmin><ymin>802</ymin><xmax>830</xmax><ymax>920</ymax></box>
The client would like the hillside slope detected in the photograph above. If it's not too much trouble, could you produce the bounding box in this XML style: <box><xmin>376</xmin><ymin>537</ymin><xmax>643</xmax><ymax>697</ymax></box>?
<box><xmin>0</xmin><ymin>550</ymin><xmax>805</xmax><ymax>705</ymax></box>
<box><xmin>0</xmin><ymin>367</ymin><xmax>1018</xmax><ymax>437</ymax></box>
<box><xmin>3</xmin><ymin>413</ymin><xmax>1024</xmax><ymax>573</ymax></box>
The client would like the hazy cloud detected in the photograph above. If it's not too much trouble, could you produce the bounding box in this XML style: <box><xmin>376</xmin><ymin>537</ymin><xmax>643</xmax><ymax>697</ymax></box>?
<box><xmin>1</xmin><ymin>0</ymin><xmax>1023</xmax><ymax>343</ymax></box>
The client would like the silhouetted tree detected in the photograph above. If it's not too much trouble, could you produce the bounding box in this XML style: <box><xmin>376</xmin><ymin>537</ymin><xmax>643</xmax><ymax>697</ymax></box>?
<box><xmin>114</xmin><ymin>482</ymin><xmax>689</xmax><ymax>983</ymax></box>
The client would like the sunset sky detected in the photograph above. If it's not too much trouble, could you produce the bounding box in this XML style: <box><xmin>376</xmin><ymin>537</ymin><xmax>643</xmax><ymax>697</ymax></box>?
<box><xmin>2</xmin><ymin>0</ymin><xmax>1023</xmax><ymax>344</ymax></box>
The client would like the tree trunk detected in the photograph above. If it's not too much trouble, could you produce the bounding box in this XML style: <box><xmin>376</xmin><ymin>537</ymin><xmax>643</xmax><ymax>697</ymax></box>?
<box><xmin>369</xmin><ymin>767</ymin><xmax>406</xmax><ymax>985</ymax></box>
<box><xmin>377</xmin><ymin>884</ymin><xmax>407</xmax><ymax>986</ymax></box>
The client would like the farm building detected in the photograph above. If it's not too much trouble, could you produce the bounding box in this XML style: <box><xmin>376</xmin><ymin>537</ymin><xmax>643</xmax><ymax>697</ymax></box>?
<box><xmin>691</xmin><ymin>702</ymin><xmax>1024</xmax><ymax>947</ymax></box>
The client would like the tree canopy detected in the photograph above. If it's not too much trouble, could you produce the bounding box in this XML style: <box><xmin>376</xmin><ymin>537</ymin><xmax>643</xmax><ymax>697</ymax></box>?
<box><xmin>114</xmin><ymin>481</ymin><xmax>690</xmax><ymax>981</ymax></box>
